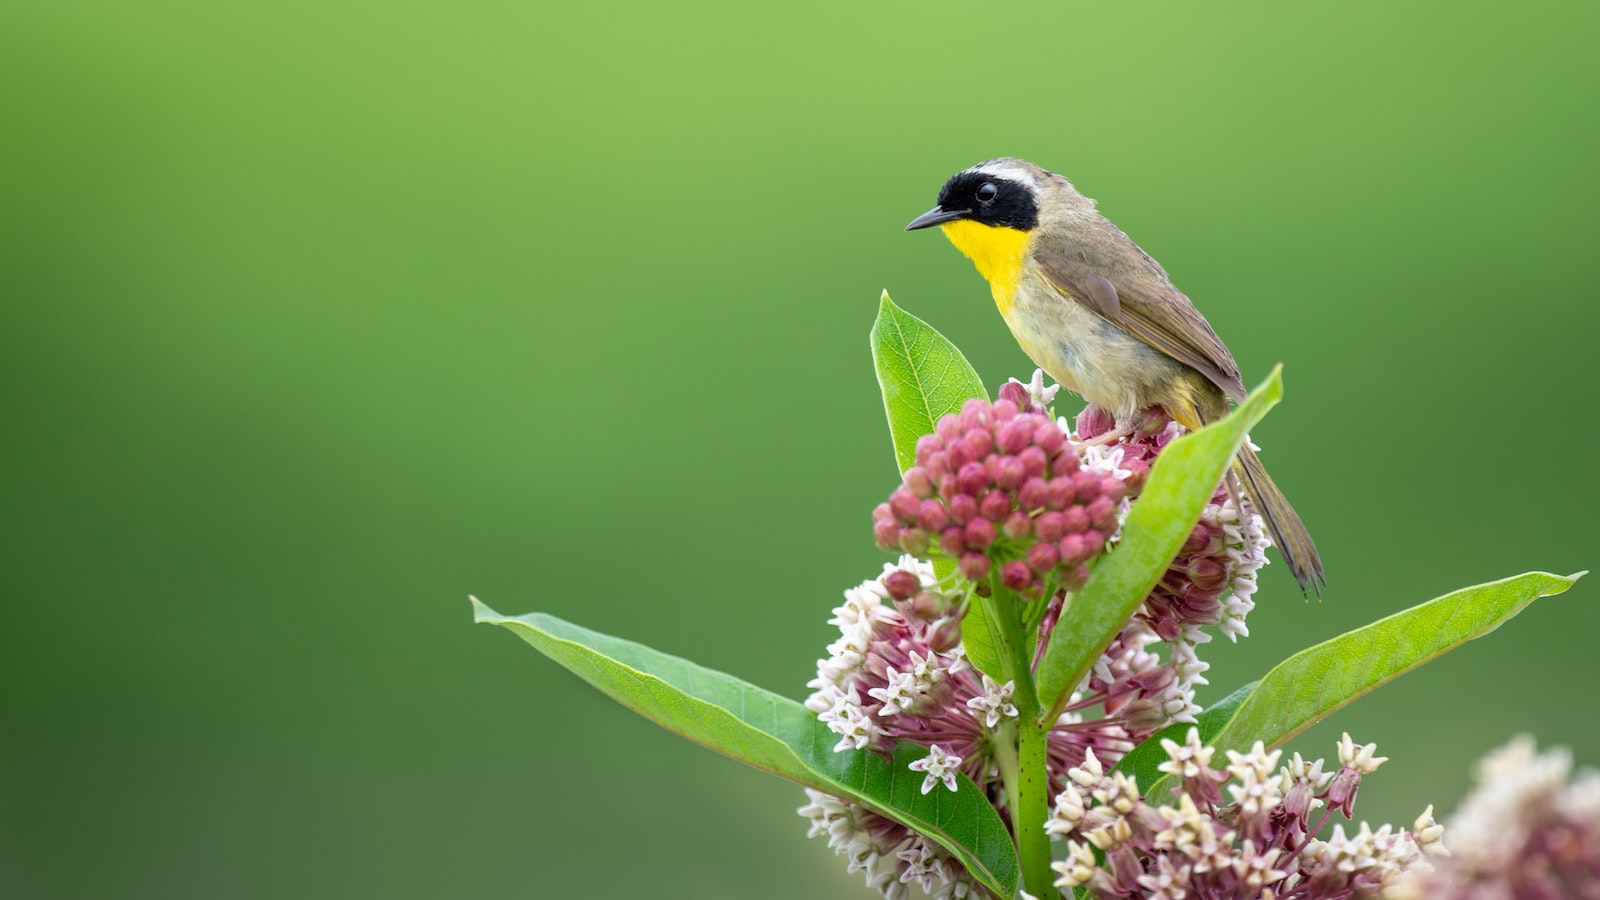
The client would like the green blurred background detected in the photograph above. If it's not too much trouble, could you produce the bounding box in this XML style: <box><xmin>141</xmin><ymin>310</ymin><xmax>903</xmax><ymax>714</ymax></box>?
<box><xmin>4</xmin><ymin>1</ymin><xmax>1596</xmax><ymax>897</ymax></box>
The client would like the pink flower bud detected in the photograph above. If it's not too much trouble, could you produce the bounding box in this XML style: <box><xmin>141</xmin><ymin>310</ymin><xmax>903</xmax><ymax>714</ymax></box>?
<box><xmin>1187</xmin><ymin>556</ymin><xmax>1229</xmax><ymax>591</ymax></box>
<box><xmin>917</xmin><ymin>499</ymin><xmax>949</xmax><ymax>533</ymax></box>
<box><xmin>964</xmin><ymin>517</ymin><xmax>996</xmax><ymax>550</ymax></box>
<box><xmin>939</xmin><ymin>526</ymin><xmax>966</xmax><ymax>556</ymax></box>
<box><xmin>1027</xmin><ymin>542</ymin><xmax>1059</xmax><ymax>574</ymax></box>
<box><xmin>904</xmin><ymin>466</ymin><xmax>934</xmax><ymax>498</ymax></box>
<box><xmin>992</xmin><ymin>398</ymin><xmax>1020</xmax><ymax>420</ymax></box>
<box><xmin>1073</xmin><ymin>470</ymin><xmax>1104</xmax><ymax>503</ymax></box>
<box><xmin>914</xmin><ymin>435</ymin><xmax>941</xmax><ymax>468</ymax></box>
<box><xmin>1051</xmin><ymin>452</ymin><xmax>1080</xmax><ymax>478</ymax></box>
<box><xmin>874</xmin><ymin>518</ymin><xmax>902</xmax><ymax>550</ymax></box>
<box><xmin>928</xmin><ymin>616</ymin><xmax>963</xmax><ymax>652</ymax></box>
<box><xmin>1081</xmin><ymin>529</ymin><xmax>1105</xmax><ymax>553</ymax></box>
<box><xmin>1058</xmin><ymin>533</ymin><xmax>1092</xmax><ymax>564</ymax></box>
<box><xmin>883</xmin><ymin>570</ymin><xmax>920</xmax><ymax>600</ymax></box>
<box><xmin>997</xmin><ymin>418</ymin><xmax>1032</xmax><ymax>454</ymax></box>
<box><xmin>960</xmin><ymin>552</ymin><xmax>990</xmax><ymax>581</ymax></box>
<box><xmin>1326</xmin><ymin>768</ymin><xmax>1362</xmax><ymax>818</ymax></box>
<box><xmin>994</xmin><ymin>456</ymin><xmax>1025</xmax><ymax>491</ymax></box>
<box><xmin>1033</xmin><ymin>421</ymin><xmax>1064</xmax><ymax>454</ymax></box>
<box><xmin>1076</xmin><ymin>404</ymin><xmax>1117</xmax><ymax>439</ymax></box>
<box><xmin>898</xmin><ymin>528</ymin><xmax>929</xmax><ymax>556</ymax></box>
<box><xmin>1100</xmin><ymin>477</ymin><xmax>1126</xmax><ymax>504</ymax></box>
<box><xmin>1087</xmin><ymin>495</ymin><xmax>1117</xmax><ymax>532</ymax></box>
<box><xmin>1018</xmin><ymin>446</ymin><xmax>1048</xmax><ymax>478</ymax></box>
<box><xmin>1035</xmin><ymin>511</ymin><xmax>1068</xmax><ymax>543</ymax></box>
<box><xmin>1061</xmin><ymin>562</ymin><xmax>1091</xmax><ymax>591</ymax></box>
<box><xmin>1122</xmin><ymin>458</ymin><xmax>1150</xmax><ymax>492</ymax></box>
<box><xmin>964</xmin><ymin>429</ymin><xmax>994</xmax><ymax>460</ymax></box>
<box><xmin>1045</xmin><ymin>476</ymin><xmax>1075</xmax><ymax>509</ymax></box>
<box><xmin>1060</xmin><ymin>505</ymin><xmax>1091</xmax><ymax>534</ymax></box>
<box><xmin>996</xmin><ymin>381</ymin><xmax>1029</xmax><ymax>409</ymax></box>
<box><xmin>1134</xmin><ymin>407</ymin><xmax>1167</xmax><ymax>435</ymax></box>
<box><xmin>910</xmin><ymin>590</ymin><xmax>944</xmax><ymax>620</ymax></box>
<box><xmin>1001</xmin><ymin>560</ymin><xmax>1033</xmax><ymax>591</ymax></box>
<box><xmin>925</xmin><ymin>452</ymin><xmax>950</xmax><ymax>480</ymax></box>
<box><xmin>1018</xmin><ymin>476</ymin><xmax>1049</xmax><ymax>509</ymax></box>
<box><xmin>1182</xmin><ymin>522</ymin><xmax>1213</xmax><ymax>554</ymax></box>
<box><xmin>889</xmin><ymin>488</ymin><xmax>921</xmax><ymax>524</ymax></box>
<box><xmin>946</xmin><ymin>439</ymin><xmax>975</xmax><ymax>470</ymax></box>
<box><xmin>948</xmin><ymin>493</ymin><xmax>977</xmax><ymax>525</ymax></box>
<box><xmin>957</xmin><ymin>462</ymin><xmax>989</xmax><ymax>498</ymax></box>
<box><xmin>1002</xmin><ymin>510</ymin><xmax>1032</xmax><ymax>541</ymax></box>
<box><xmin>979</xmin><ymin>490</ymin><xmax>1011</xmax><ymax>522</ymax></box>
<box><xmin>959</xmin><ymin>397</ymin><xmax>988</xmax><ymax>430</ymax></box>
<box><xmin>937</xmin><ymin>473</ymin><xmax>957</xmax><ymax>501</ymax></box>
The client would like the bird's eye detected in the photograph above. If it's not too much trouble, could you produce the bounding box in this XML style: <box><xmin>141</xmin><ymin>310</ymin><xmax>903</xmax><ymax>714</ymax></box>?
<box><xmin>976</xmin><ymin>182</ymin><xmax>999</xmax><ymax>204</ymax></box>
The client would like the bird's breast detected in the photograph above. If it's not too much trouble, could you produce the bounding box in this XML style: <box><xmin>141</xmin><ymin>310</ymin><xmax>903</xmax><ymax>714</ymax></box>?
<box><xmin>939</xmin><ymin>221</ymin><xmax>1030</xmax><ymax>317</ymax></box>
<box><xmin>1005</xmin><ymin>271</ymin><xmax>1190</xmax><ymax>421</ymax></box>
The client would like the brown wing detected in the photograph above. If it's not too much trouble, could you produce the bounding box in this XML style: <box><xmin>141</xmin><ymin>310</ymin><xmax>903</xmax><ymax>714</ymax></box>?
<box><xmin>1031</xmin><ymin>224</ymin><xmax>1247</xmax><ymax>403</ymax></box>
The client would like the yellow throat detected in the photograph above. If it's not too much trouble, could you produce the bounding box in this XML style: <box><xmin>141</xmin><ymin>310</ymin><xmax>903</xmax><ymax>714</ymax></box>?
<box><xmin>939</xmin><ymin>220</ymin><xmax>1031</xmax><ymax>317</ymax></box>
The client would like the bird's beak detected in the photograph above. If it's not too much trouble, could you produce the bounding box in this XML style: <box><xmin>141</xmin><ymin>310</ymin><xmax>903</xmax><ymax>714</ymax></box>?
<box><xmin>905</xmin><ymin>206</ymin><xmax>969</xmax><ymax>231</ymax></box>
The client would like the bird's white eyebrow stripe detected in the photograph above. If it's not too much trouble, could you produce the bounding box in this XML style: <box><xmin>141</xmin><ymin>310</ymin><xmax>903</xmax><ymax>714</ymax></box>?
<box><xmin>966</xmin><ymin>160</ymin><xmax>1040</xmax><ymax>192</ymax></box>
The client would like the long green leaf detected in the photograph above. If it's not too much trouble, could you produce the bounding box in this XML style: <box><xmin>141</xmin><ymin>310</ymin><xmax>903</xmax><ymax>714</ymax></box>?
<box><xmin>473</xmin><ymin>599</ymin><xmax>1018</xmax><ymax>897</ymax></box>
<box><xmin>870</xmin><ymin>291</ymin><xmax>988</xmax><ymax>475</ymax></box>
<box><xmin>1034</xmin><ymin>368</ymin><xmax>1284</xmax><ymax>721</ymax></box>
<box><xmin>869</xmin><ymin>292</ymin><xmax>1001</xmax><ymax>678</ymax></box>
<box><xmin>1142</xmin><ymin>570</ymin><xmax>1584</xmax><ymax>802</ymax></box>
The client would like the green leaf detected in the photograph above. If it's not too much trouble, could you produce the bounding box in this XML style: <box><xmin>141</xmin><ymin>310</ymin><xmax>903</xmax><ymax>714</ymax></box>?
<box><xmin>870</xmin><ymin>291</ymin><xmax>988</xmax><ymax>475</ymax></box>
<box><xmin>473</xmin><ymin>599</ymin><xmax>1019</xmax><ymax>897</ymax></box>
<box><xmin>959</xmin><ymin>594</ymin><xmax>1005</xmax><ymax>683</ymax></box>
<box><xmin>1034</xmin><ymin>367</ymin><xmax>1284</xmax><ymax>721</ymax></box>
<box><xmin>1142</xmin><ymin>570</ymin><xmax>1585</xmax><ymax>803</ymax></box>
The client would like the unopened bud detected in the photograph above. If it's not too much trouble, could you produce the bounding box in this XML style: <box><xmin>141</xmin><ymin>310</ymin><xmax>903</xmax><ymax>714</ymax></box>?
<box><xmin>996</xmin><ymin>381</ymin><xmax>1029</xmax><ymax>410</ymax></box>
<box><xmin>903</xmin><ymin>466</ymin><xmax>934</xmax><ymax>499</ymax></box>
<box><xmin>948</xmin><ymin>493</ymin><xmax>978</xmax><ymax>525</ymax></box>
<box><xmin>964</xmin><ymin>517</ymin><xmax>996</xmax><ymax>550</ymax></box>
<box><xmin>889</xmin><ymin>489</ymin><xmax>921</xmax><ymax>524</ymax></box>
<box><xmin>960</xmin><ymin>552</ymin><xmax>990</xmax><ymax>581</ymax></box>
<box><xmin>939</xmin><ymin>526</ymin><xmax>966</xmax><ymax>556</ymax></box>
<box><xmin>883</xmin><ymin>570</ymin><xmax>920</xmax><ymax>601</ymax></box>
<box><xmin>1076</xmin><ymin>405</ymin><xmax>1117</xmax><ymax>439</ymax></box>
<box><xmin>1027</xmin><ymin>542</ymin><xmax>1059</xmax><ymax>574</ymax></box>
<box><xmin>979</xmin><ymin>489</ymin><xmax>1011</xmax><ymax>522</ymax></box>
<box><xmin>1186</xmin><ymin>556</ymin><xmax>1229</xmax><ymax>591</ymax></box>
<box><xmin>910</xmin><ymin>590</ymin><xmax>944</xmax><ymax>620</ymax></box>
<box><xmin>1002</xmin><ymin>511</ymin><xmax>1032</xmax><ymax>541</ymax></box>
<box><xmin>917</xmin><ymin>499</ymin><xmax>949</xmax><ymax>533</ymax></box>
<box><xmin>898</xmin><ymin>528</ymin><xmax>929</xmax><ymax>556</ymax></box>
<box><xmin>1001</xmin><ymin>560</ymin><xmax>1033</xmax><ymax>592</ymax></box>
<box><xmin>928</xmin><ymin>616</ymin><xmax>963</xmax><ymax>652</ymax></box>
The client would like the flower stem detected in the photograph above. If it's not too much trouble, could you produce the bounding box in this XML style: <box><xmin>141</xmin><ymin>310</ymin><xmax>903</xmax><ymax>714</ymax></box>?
<box><xmin>981</xmin><ymin>582</ymin><xmax>1054</xmax><ymax>898</ymax></box>
<box><xmin>1016</xmin><ymin>719</ymin><xmax>1055</xmax><ymax>898</ymax></box>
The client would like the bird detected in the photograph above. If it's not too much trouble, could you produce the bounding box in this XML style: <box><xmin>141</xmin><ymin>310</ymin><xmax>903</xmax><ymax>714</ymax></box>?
<box><xmin>906</xmin><ymin>157</ymin><xmax>1323</xmax><ymax>592</ymax></box>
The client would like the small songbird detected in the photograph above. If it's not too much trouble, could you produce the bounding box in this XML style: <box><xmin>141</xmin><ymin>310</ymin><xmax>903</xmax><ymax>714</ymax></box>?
<box><xmin>906</xmin><ymin>157</ymin><xmax>1324</xmax><ymax>591</ymax></box>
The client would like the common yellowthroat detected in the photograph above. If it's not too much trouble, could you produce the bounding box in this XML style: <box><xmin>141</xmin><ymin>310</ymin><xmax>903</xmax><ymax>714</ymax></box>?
<box><xmin>907</xmin><ymin>157</ymin><xmax>1324</xmax><ymax>591</ymax></box>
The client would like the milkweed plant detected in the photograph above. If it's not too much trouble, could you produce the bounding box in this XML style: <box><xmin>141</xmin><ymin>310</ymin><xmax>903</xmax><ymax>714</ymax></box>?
<box><xmin>473</xmin><ymin>293</ymin><xmax>1587</xmax><ymax>899</ymax></box>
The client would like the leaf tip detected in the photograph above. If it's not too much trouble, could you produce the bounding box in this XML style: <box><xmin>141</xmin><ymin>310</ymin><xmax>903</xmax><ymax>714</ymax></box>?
<box><xmin>469</xmin><ymin>595</ymin><xmax>503</xmax><ymax>624</ymax></box>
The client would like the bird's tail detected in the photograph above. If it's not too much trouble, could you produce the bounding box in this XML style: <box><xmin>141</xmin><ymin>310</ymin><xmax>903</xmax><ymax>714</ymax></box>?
<box><xmin>1233</xmin><ymin>443</ymin><xmax>1324</xmax><ymax>595</ymax></box>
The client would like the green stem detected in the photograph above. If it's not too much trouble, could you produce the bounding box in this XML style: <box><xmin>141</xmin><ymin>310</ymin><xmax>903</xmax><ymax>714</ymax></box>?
<box><xmin>1016</xmin><ymin>719</ymin><xmax>1054</xmax><ymax>897</ymax></box>
<box><xmin>980</xmin><ymin>581</ymin><xmax>1053</xmax><ymax>898</ymax></box>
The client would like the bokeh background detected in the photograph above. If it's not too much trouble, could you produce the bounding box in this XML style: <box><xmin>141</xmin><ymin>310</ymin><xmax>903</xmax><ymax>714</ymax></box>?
<box><xmin>4</xmin><ymin>1</ymin><xmax>1597</xmax><ymax>897</ymax></box>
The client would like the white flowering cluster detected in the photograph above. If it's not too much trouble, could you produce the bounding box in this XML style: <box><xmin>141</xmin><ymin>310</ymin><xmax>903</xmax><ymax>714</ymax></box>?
<box><xmin>1044</xmin><ymin>730</ymin><xmax>1446</xmax><ymax>899</ymax></box>
<box><xmin>797</xmin><ymin>789</ymin><xmax>978</xmax><ymax>900</ymax></box>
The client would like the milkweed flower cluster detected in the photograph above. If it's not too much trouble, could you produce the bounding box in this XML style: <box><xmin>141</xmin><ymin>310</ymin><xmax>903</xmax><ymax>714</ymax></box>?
<box><xmin>1046</xmin><ymin>729</ymin><xmax>1446</xmax><ymax>899</ymax></box>
<box><xmin>1427</xmin><ymin>735</ymin><xmax>1600</xmax><ymax>898</ymax></box>
<box><xmin>803</xmin><ymin>372</ymin><xmax>1286</xmax><ymax>899</ymax></box>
